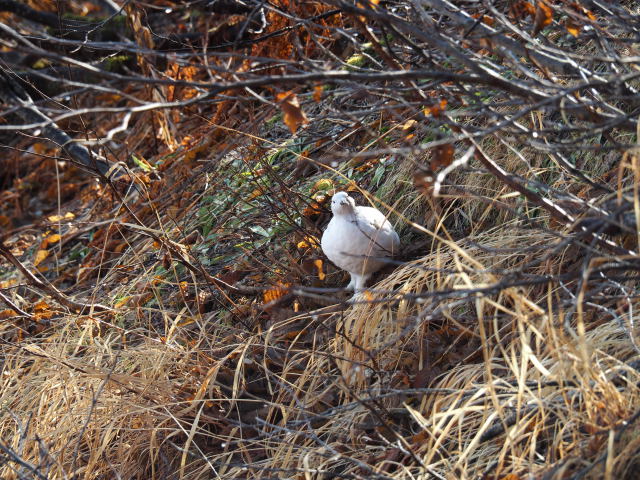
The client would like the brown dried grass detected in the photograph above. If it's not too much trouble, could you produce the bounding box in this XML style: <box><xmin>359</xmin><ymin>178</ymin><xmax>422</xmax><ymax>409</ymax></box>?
<box><xmin>2</xmin><ymin>126</ymin><xmax>640</xmax><ymax>480</ymax></box>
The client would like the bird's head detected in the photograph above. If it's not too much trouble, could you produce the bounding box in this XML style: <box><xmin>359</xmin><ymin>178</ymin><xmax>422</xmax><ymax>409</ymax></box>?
<box><xmin>331</xmin><ymin>191</ymin><xmax>356</xmax><ymax>216</ymax></box>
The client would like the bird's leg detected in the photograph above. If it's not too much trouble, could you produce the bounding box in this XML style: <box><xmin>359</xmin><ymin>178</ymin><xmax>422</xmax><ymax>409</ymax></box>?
<box><xmin>353</xmin><ymin>274</ymin><xmax>369</xmax><ymax>292</ymax></box>
<box><xmin>345</xmin><ymin>275</ymin><xmax>356</xmax><ymax>292</ymax></box>
<box><xmin>347</xmin><ymin>274</ymin><xmax>372</xmax><ymax>304</ymax></box>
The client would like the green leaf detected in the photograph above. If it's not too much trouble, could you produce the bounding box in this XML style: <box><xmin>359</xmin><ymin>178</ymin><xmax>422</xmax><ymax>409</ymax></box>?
<box><xmin>249</xmin><ymin>225</ymin><xmax>271</xmax><ymax>237</ymax></box>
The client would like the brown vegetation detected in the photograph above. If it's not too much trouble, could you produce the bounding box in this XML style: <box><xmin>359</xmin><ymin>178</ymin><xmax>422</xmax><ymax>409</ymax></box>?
<box><xmin>1</xmin><ymin>1</ymin><xmax>640</xmax><ymax>478</ymax></box>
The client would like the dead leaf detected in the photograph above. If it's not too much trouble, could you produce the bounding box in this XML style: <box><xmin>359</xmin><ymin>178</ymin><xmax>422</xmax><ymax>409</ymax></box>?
<box><xmin>33</xmin><ymin>300</ymin><xmax>53</xmax><ymax>320</ymax></box>
<box><xmin>314</xmin><ymin>259</ymin><xmax>325</xmax><ymax>280</ymax></box>
<box><xmin>313</xmin><ymin>85</ymin><xmax>323</xmax><ymax>102</ymax></box>
<box><xmin>0</xmin><ymin>279</ymin><xmax>17</xmax><ymax>289</ymax></box>
<box><xmin>0</xmin><ymin>309</ymin><xmax>17</xmax><ymax>320</ymax></box>
<box><xmin>34</xmin><ymin>249</ymin><xmax>49</xmax><ymax>267</ymax></box>
<box><xmin>565</xmin><ymin>20</ymin><xmax>581</xmax><ymax>37</ymax></box>
<box><xmin>302</xmin><ymin>201</ymin><xmax>324</xmax><ymax>218</ymax></box>
<box><xmin>311</xmin><ymin>178</ymin><xmax>334</xmax><ymax>192</ymax></box>
<box><xmin>297</xmin><ymin>236</ymin><xmax>320</xmax><ymax>250</ymax></box>
<box><xmin>424</xmin><ymin>99</ymin><xmax>447</xmax><ymax>118</ymax></box>
<box><xmin>32</xmin><ymin>142</ymin><xmax>49</xmax><ymax>155</ymax></box>
<box><xmin>47</xmin><ymin>212</ymin><xmax>75</xmax><ymax>222</ymax></box>
<box><xmin>402</xmin><ymin>119</ymin><xmax>417</xmax><ymax>132</ymax></box>
<box><xmin>0</xmin><ymin>215</ymin><xmax>12</xmax><ymax>229</ymax></box>
<box><xmin>40</xmin><ymin>233</ymin><xmax>61</xmax><ymax>249</ymax></box>
<box><xmin>263</xmin><ymin>283</ymin><xmax>290</xmax><ymax>305</ymax></box>
<box><xmin>533</xmin><ymin>1</ymin><xmax>553</xmax><ymax>36</ymax></box>
<box><xmin>356</xmin><ymin>0</ymin><xmax>380</xmax><ymax>21</ymax></box>
<box><xmin>431</xmin><ymin>143</ymin><xmax>455</xmax><ymax>170</ymax></box>
<box><xmin>276</xmin><ymin>91</ymin><xmax>308</xmax><ymax>134</ymax></box>
<box><xmin>570</xmin><ymin>2</ymin><xmax>596</xmax><ymax>21</ymax></box>
<box><xmin>511</xmin><ymin>1</ymin><xmax>536</xmax><ymax>19</ymax></box>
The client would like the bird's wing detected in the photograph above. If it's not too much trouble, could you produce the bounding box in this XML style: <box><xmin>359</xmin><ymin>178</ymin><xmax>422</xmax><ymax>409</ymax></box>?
<box><xmin>354</xmin><ymin>207</ymin><xmax>399</xmax><ymax>256</ymax></box>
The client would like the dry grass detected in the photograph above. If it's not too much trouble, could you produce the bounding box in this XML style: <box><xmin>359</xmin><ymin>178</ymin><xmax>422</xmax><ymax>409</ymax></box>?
<box><xmin>2</xmin><ymin>19</ymin><xmax>640</xmax><ymax>480</ymax></box>
<box><xmin>3</xmin><ymin>195</ymin><xmax>639</xmax><ymax>478</ymax></box>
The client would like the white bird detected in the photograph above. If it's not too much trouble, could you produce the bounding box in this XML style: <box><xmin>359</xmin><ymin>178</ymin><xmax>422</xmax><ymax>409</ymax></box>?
<box><xmin>321</xmin><ymin>191</ymin><xmax>400</xmax><ymax>291</ymax></box>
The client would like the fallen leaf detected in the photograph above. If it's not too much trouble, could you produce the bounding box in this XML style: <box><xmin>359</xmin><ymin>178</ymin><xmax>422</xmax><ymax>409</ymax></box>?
<box><xmin>533</xmin><ymin>1</ymin><xmax>553</xmax><ymax>35</ymax></box>
<box><xmin>570</xmin><ymin>2</ymin><xmax>596</xmax><ymax>21</ymax></box>
<box><xmin>302</xmin><ymin>201</ymin><xmax>324</xmax><ymax>218</ymax></box>
<box><xmin>311</xmin><ymin>178</ymin><xmax>333</xmax><ymax>192</ymax></box>
<box><xmin>470</xmin><ymin>14</ymin><xmax>494</xmax><ymax>26</ymax></box>
<box><xmin>402</xmin><ymin>119</ymin><xmax>417</xmax><ymax>132</ymax></box>
<box><xmin>314</xmin><ymin>259</ymin><xmax>325</xmax><ymax>280</ymax></box>
<box><xmin>47</xmin><ymin>212</ymin><xmax>75</xmax><ymax>222</ymax></box>
<box><xmin>33</xmin><ymin>142</ymin><xmax>48</xmax><ymax>155</ymax></box>
<box><xmin>431</xmin><ymin>143</ymin><xmax>455</xmax><ymax>170</ymax></box>
<box><xmin>0</xmin><ymin>309</ymin><xmax>17</xmax><ymax>320</ymax></box>
<box><xmin>297</xmin><ymin>236</ymin><xmax>320</xmax><ymax>250</ymax></box>
<box><xmin>565</xmin><ymin>20</ymin><xmax>580</xmax><ymax>37</ymax></box>
<box><xmin>263</xmin><ymin>283</ymin><xmax>290</xmax><ymax>304</ymax></box>
<box><xmin>511</xmin><ymin>1</ymin><xmax>536</xmax><ymax>18</ymax></box>
<box><xmin>40</xmin><ymin>233</ymin><xmax>61</xmax><ymax>249</ymax></box>
<box><xmin>424</xmin><ymin>99</ymin><xmax>447</xmax><ymax>118</ymax></box>
<box><xmin>33</xmin><ymin>300</ymin><xmax>53</xmax><ymax>320</ymax></box>
<box><xmin>276</xmin><ymin>91</ymin><xmax>308</xmax><ymax>134</ymax></box>
<box><xmin>0</xmin><ymin>279</ymin><xmax>17</xmax><ymax>289</ymax></box>
<box><xmin>34</xmin><ymin>249</ymin><xmax>49</xmax><ymax>267</ymax></box>
<box><xmin>0</xmin><ymin>215</ymin><xmax>11</xmax><ymax>229</ymax></box>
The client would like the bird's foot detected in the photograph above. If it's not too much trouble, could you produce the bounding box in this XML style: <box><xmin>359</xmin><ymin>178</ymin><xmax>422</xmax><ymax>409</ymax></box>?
<box><xmin>345</xmin><ymin>276</ymin><xmax>356</xmax><ymax>292</ymax></box>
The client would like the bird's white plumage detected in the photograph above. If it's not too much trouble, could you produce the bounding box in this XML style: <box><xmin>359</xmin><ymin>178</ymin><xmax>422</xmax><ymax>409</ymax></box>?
<box><xmin>321</xmin><ymin>192</ymin><xmax>400</xmax><ymax>291</ymax></box>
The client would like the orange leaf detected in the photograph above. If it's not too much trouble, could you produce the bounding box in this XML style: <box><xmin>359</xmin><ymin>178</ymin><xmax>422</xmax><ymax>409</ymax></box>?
<box><xmin>249</xmin><ymin>188</ymin><xmax>264</xmax><ymax>200</ymax></box>
<box><xmin>33</xmin><ymin>300</ymin><xmax>53</xmax><ymax>320</ymax></box>
<box><xmin>40</xmin><ymin>233</ymin><xmax>61</xmax><ymax>249</ymax></box>
<box><xmin>34</xmin><ymin>249</ymin><xmax>49</xmax><ymax>267</ymax></box>
<box><xmin>565</xmin><ymin>20</ymin><xmax>580</xmax><ymax>37</ymax></box>
<box><xmin>0</xmin><ymin>309</ymin><xmax>17</xmax><ymax>320</ymax></box>
<box><xmin>471</xmin><ymin>13</ymin><xmax>494</xmax><ymax>26</ymax></box>
<box><xmin>33</xmin><ymin>142</ymin><xmax>48</xmax><ymax>155</ymax></box>
<box><xmin>511</xmin><ymin>1</ymin><xmax>536</xmax><ymax>18</ymax></box>
<box><xmin>0</xmin><ymin>215</ymin><xmax>11</xmax><ymax>229</ymax></box>
<box><xmin>402</xmin><ymin>119</ymin><xmax>417</xmax><ymax>132</ymax></box>
<box><xmin>297</xmin><ymin>235</ymin><xmax>320</xmax><ymax>250</ymax></box>
<box><xmin>0</xmin><ymin>278</ymin><xmax>17</xmax><ymax>289</ymax></box>
<box><xmin>302</xmin><ymin>201</ymin><xmax>324</xmax><ymax>218</ymax></box>
<box><xmin>313</xmin><ymin>85</ymin><xmax>323</xmax><ymax>103</ymax></box>
<box><xmin>533</xmin><ymin>1</ymin><xmax>553</xmax><ymax>35</ymax></box>
<box><xmin>263</xmin><ymin>283</ymin><xmax>290</xmax><ymax>304</ymax></box>
<box><xmin>47</xmin><ymin>212</ymin><xmax>74</xmax><ymax>222</ymax></box>
<box><xmin>570</xmin><ymin>2</ymin><xmax>596</xmax><ymax>21</ymax></box>
<box><xmin>276</xmin><ymin>91</ymin><xmax>308</xmax><ymax>134</ymax></box>
<box><xmin>424</xmin><ymin>99</ymin><xmax>447</xmax><ymax>118</ymax></box>
<box><xmin>115</xmin><ymin>296</ymin><xmax>130</xmax><ymax>308</ymax></box>
<box><xmin>314</xmin><ymin>259</ymin><xmax>325</xmax><ymax>280</ymax></box>
<box><xmin>431</xmin><ymin>143</ymin><xmax>454</xmax><ymax>170</ymax></box>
